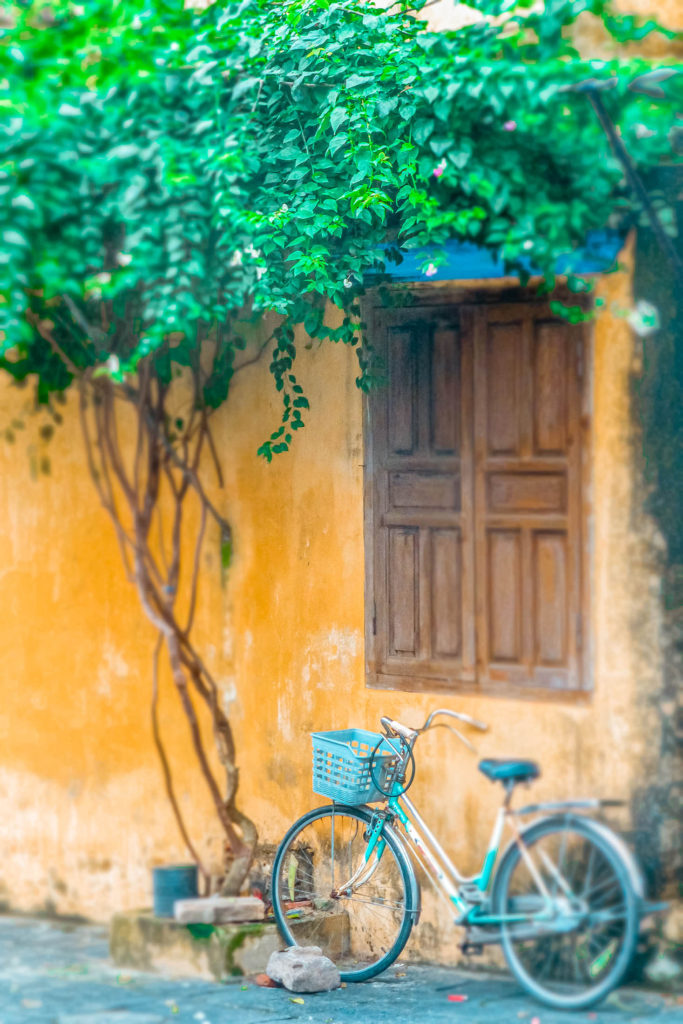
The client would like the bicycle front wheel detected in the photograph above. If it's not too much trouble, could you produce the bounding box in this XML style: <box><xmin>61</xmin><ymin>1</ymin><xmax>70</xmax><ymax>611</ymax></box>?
<box><xmin>271</xmin><ymin>804</ymin><xmax>417</xmax><ymax>982</ymax></box>
<box><xmin>492</xmin><ymin>815</ymin><xmax>639</xmax><ymax>1010</ymax></box>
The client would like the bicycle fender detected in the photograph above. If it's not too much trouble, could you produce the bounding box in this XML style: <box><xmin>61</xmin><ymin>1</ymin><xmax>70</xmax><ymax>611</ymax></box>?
<box><xmin>494</xmin><ymin>813</ymin><xmax>645</xmax><ymax>900</ymax></box>
<box><xmin>332</xmin><ymin>802</ymin><xmax>422</xmax><ymax>919</ymax></box>
<box><xmin>511</xmin><ymin>798</ymin><xmax>624</xmax><ymax>816</ymax></box>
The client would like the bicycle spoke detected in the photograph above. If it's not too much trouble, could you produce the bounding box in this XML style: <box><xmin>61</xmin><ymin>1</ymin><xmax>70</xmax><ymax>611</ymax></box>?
<box><xmin>582</xmin><ymin>846</ymin><xmax>596</xmax><ymax>899</ymax></box>
<box><xmin>555</xmin><ymin>828</ymin><xmax>569</xmax><ymax>897</ymax></box>
<box><xmin>272</xmin><ymin>808</ymin><xmax>412</xmax><ymax>981</ymax></box>
<box><xmin>584</xmin><ymin>875</ymin><xmax>622</xmax><ymax>902</ymax></box>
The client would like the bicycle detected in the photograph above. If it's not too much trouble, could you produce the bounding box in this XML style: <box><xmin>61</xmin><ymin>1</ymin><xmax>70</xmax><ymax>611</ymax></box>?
<box><xmin>271</xmin><ymin>708</ymin><xmax>657</xmax><ymax>1011</ymax></box>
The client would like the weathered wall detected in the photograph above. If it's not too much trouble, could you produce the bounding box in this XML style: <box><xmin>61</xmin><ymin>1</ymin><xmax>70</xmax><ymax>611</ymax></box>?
<box><xmin>0</xmin><ymin>377</ymin><xmax>230</xmax><ymax>913</ymax></box>
<box><xmin>0</xmin><ymin>0</ymin><xmax>678</xmax><ymax>950</ymax></box>
<box><xmin>0</xmin><ymin>239</ymin><xmax>671</xmax><ymax>960</ymax></box>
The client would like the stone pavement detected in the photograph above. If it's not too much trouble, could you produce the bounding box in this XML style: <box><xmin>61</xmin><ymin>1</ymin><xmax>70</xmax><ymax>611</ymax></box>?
<box><xmin>1</xmin><ymin>917</ymin><xmax>681</xmax><ymax>1024</ymax></box>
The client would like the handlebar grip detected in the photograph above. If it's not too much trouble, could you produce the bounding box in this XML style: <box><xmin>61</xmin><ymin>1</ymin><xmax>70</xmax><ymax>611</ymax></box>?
<box><xmin>381</xmin><ymin>717</ymin><xmax>417</xmax><ymax>741</ymax></box>
<box><xmin>467</xmin><ymin>717</ymin><xmax>489</xmax><ymax>732</ymax></box>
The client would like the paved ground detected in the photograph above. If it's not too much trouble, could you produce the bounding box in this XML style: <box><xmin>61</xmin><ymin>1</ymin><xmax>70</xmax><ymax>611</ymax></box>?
<box><xmin>0</xmin><ymin>917</ymin><xmax>680</xmax><ymax>1024</ymax></box>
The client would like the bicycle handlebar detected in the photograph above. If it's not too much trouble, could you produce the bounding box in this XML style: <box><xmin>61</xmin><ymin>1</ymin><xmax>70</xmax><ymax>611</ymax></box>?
<box><xmin>380</xmin><ymin>717</ymin><xmax>419</xmax><ymax>742</ymax></box>
<box><xmin>380</xmin><ymin>708</ymin><xmax>489</xmax><ymax>752</ymax></box>
<box><xmin>422</xmin><ymin>708</ymin><xmax>488</xmax><ymax>733</ymax></box>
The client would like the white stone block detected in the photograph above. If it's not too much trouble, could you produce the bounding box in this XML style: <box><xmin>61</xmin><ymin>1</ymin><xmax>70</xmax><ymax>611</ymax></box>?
<box><xmin>174</xmin><ymin>898</ymin><xmax>215</xmax><ymax>925</ymax></box>
<box><xmin>173</xmin><ymin>895</ymin><xmax>265</xmax><ymax>925</ymax></box>
<box><xmin>212</xmin><ymin>896</ymin><xmax>265</xmax><ymax>924</ymax></box>
<box><xmin>266</xmin><ymin>945</ymin><xmax>340</xmax><ymax>992</ymax></box>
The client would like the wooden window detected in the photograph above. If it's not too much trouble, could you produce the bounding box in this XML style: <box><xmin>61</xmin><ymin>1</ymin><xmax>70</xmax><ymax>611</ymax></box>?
<box><xmin>364</xmin><ymin>299</ymin><xmax>588</xmax><ymax>699</ymax></box>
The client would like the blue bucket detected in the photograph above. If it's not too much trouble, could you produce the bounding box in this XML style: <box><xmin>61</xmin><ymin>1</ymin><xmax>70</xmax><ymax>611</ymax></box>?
<box><xmin>152</xmin><ymin>864</ymin><xmax>198</xmax><ymax>918</ymax></box>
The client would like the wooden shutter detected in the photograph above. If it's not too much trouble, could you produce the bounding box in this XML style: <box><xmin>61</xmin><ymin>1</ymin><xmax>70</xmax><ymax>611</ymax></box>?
<box><xmin>365</xmin><ymin>307</ymin><xmax>475</xmax><ymax>691</ymax></box>
<box><xmin>472</xmin><ymin>304</ymin><xmax>584</xmax><ymax>693</ymax></box>
<box><xmin>365</xmin><ymin>296</ymin><xmax>587</xmax><ymax>697</ymax></box>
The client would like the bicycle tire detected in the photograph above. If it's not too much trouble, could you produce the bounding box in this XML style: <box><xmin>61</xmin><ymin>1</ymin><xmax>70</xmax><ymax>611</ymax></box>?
<box><xmin>491</xmin><ymin>814</ymin><xmax>639</xmax><ymax>1010</ymax></box>
<box><xmin>271</xmin><ymin>803</ymin><xmax>418</xmax><ymax>982</ymax></box>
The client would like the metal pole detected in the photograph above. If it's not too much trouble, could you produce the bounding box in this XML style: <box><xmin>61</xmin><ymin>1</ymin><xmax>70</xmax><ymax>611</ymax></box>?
<box><xmin>586</xmin><ymin>90</ymin><xmax>683</xmax><ymax>286</ymax></box>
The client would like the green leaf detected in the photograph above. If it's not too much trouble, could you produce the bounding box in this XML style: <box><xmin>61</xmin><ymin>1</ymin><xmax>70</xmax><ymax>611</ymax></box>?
<box><xmin>3</xmin><ymin>230</ymin><xmax>28</xmax><ymax>248</ymax></box>
<box><xmin>329</xmin><ymin>133</ymin><xmax>348</xmax><ymax>156</ymax></box>
<box><xmin>108</xmin><ymin>144</ymin><xmax>140</xmax><ymax>160</ymax></box>
<box><xmin>232</xmin><ymin>77</ymin><xmax>259</xmax><ymax>100</ymax></box>
<box><xmin>377</xmin><ymin>97</ymin><xmax>397</xmax><ymax>118</ymax></box>
<box><xmin>346</xmin><ymin>73</ymin><xmax>373</xmax><ymax>89</ymax></box>
<box><xmin>220</xmin><ymin>532</ymin><xmax>232</xmax><ymax>577</ymax></box>
<box><xmin>330</xmin><ymin>108</ymin><xmax>348</xmax><ymax>134</ymax></box>
<box><xmin>413</xmin><ymin>119</ymin><xmax>434</xmax><ymax>146</ymax></box>
<box><xmin>11</xmin><ymin>194</ymin><xmax>36</xmax><ymax>212</ymax></box>
<box><xmin>429</xmin><ymin>137</ymin><xmax>452</xmax><ymax>157</ymax></box>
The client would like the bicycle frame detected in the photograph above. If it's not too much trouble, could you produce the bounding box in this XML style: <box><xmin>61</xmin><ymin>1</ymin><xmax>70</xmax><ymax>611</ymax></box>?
<box><xmin>358</xmin><ymin>792</ymin><xmax>525</xmax><ymax>926</ymax></box>
<box><xmin>353</xmin><ymin>790</ymin><xmax>627</xmax><ymax>932</ymax></box>
<box><xmin>389</xmin><ymin>792</ymin><xmax>506</xmax><ymax>921</ymax></box>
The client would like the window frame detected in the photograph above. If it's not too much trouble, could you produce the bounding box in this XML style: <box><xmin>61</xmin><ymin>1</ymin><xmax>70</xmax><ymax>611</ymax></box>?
<box><xmin>362</xmin><ymin>285</ymin><xmax>593</xmax><ymax>703</ymax></box>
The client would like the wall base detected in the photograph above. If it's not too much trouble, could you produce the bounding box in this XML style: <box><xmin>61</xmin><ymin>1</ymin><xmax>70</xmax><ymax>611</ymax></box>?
<box><xmin>109</xmin><ymin>910</ymin><xmax>349</xmax><ymax>982</ymax></box>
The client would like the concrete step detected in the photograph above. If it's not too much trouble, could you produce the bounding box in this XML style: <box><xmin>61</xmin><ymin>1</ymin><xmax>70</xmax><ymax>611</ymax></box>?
<box><xmin>109</xmin><ymin>909</ymin><xmax>349</xmax><ymax>982</ymax></box>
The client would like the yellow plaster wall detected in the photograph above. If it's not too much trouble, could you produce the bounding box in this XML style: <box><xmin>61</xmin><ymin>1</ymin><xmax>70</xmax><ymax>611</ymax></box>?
<box><xmin>0</xmin><ymin>384</ymin><xmax>230</xmax><ymax>914</ymax></box>
<box><xmin>0</xmin><ymin>240</ymin><xmax>668</xmax><ymax>960</ymax></box>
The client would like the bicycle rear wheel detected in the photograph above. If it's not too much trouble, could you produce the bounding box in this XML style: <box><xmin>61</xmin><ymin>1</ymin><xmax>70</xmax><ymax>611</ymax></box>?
<box><xmin>492</xmin><ymin>815</ymin><xmax>639</xmax><ymax>1010</ymax></box>
<box><xmin>271</xmin><ymin>804</ymin><xmax>417</xmax><ymax>982</ymax></box>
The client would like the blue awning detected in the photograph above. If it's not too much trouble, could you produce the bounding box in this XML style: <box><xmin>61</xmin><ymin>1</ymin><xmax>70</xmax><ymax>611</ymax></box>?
<box><xmin>371</xmin><ymin>230</ymin><xmax>625</xmax><ymax>283</ymax></box>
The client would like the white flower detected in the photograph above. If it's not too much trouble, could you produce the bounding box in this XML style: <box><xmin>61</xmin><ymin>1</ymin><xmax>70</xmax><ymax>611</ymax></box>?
<box><xmin>627</xmin><ymin>299</ymin><xmax>659</xmax><ymax>337</ymax></box>
<box><xmin>268</xmin><ymin>203</ymin><xmax>289</xmax><ymax>223</ymax></box>
<box><xmin>106</xmin><ymin>355</ymin><xmax>120</xmax><ymax>373</ymax></box>
<box><xmin>116</xmin><ymin>252</ymin><xmax>133</xmax><ymax>267</ymax></box>
<box><xmin>424</xmin><ymin>263</ymin><xmax>438</xmax><ymax>277</ymax></box>
<box><xmin>522</xmin><ymin>240</ymin><xmax>533</xmax><ymax>251</ymax></box>
<box><xmin>230</xmin><ymin>250</ymin><xmax>243</xmax><ymax>267</ymax></box>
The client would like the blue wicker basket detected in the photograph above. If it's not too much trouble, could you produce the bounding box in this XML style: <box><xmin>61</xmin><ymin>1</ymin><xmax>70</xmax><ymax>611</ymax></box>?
<box><xmin>311</xmin><ymin>729</ymin><xmax>399</xmax><ymax>805</ymax></box>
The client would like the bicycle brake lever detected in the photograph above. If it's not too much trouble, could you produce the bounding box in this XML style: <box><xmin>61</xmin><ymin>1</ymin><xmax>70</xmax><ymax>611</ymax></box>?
<box><xmin>428</xmin><ymin>722</ymin><xmax>479</xmax><ymax>754</ymax></box>
<box><xmin>421</xmin><ymin>708</ymin><xmax>488</xmax><ymax>733</ymax></box>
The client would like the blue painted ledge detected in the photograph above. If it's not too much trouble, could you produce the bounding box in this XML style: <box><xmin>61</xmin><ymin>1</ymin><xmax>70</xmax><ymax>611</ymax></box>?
<box><xmin>368</xmin><ymin>230</ymin><xmax>625</xmax><ymax>283</ymax></box>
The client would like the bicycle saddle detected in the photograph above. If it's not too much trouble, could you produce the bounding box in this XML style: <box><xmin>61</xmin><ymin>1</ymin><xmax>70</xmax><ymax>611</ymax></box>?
<box><xmin>478</xmin><ymin>759</ymin><xmax>540</xmax><ymax>784</ymax></box>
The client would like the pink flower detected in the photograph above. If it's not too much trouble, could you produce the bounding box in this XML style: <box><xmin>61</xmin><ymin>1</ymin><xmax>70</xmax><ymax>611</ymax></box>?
<box><xmin>433</xmin><ymin>158</ymin><xmax>447</xmax><ymax>178</ymax></box>
<box><xmin>425</xmin><ymin>263</ymin><xmax>438</xmax><ymax>277</ymax></box>
<box><xmin>503</xmin><ymin>120</ymin><xmax>517</xmax><ymax>131</ymax></box>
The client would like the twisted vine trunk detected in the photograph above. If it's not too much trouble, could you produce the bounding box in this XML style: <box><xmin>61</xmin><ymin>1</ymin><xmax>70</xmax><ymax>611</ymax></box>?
<box><xmin>79</xmin><ymin>363</ymin><xmax>257</xmax><ymax>895</ymax></box>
